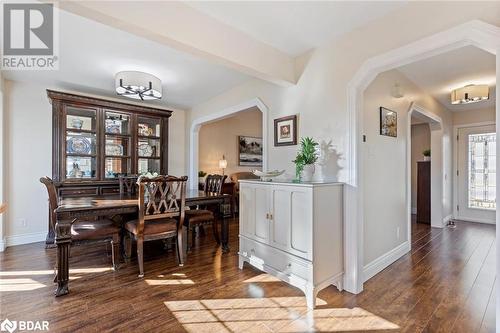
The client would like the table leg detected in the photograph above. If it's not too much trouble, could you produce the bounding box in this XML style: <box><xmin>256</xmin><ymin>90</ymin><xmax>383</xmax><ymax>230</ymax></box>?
<box><xmin>220</xmin><ymin>200</ymin><xmax>230</xmax><ymax>253</ymax></box>
<box><xmin>55</xmin><ymin>218</ymin><xmax>74</xmax><ymax>297</ymax></box>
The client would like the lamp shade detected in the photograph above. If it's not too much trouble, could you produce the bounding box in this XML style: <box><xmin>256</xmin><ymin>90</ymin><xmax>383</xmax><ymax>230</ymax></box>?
<box><xmin>451</xmin><ymin>84</ymin><xmax>489</xmax><ymax>105</ymax></box>
<box><xmin>219</xmin><ymin>158</ymin><xmax>227</xmax><ymax>169</ymax></box>
<box><xmin>115</xmin><ymin>71</ymin><xmax>162</xmax><ymax>100</ymax></box>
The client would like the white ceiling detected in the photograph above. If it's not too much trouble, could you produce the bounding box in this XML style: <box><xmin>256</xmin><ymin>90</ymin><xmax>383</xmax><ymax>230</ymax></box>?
<box><xmin>1</xmin><ymin>9</ymin><xmax>250</xmax><ymax>110</ymax></box>
<box><xmin>397</xmin><ymin>46</ymin><xmax>496</xmax><ymax>112</ymax></box>
<box><xmin>186</xmin><ymin>1</ymin><xmax>407</xmax><ymax>56</ymax></box>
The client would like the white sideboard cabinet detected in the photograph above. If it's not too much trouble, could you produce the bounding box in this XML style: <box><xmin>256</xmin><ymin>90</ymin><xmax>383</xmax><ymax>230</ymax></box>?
<box><xmin>238</xmin><ymin>180</ymin><xmax>344</xmax><ymax>309</ymax></box>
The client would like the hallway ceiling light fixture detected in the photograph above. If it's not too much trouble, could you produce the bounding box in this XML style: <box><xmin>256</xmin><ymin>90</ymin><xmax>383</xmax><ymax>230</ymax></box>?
<box><xmin>451</xmin><ymin>84</ymin><xmax>489</xmax><ymax>105</ymax></box>
<box><xmin>115</xmin><ymin>71</ymin><xmax>162</xmax><ymax>101</ymax></box>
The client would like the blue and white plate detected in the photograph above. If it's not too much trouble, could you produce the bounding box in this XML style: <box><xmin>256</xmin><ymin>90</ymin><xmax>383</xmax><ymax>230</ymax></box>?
<box><xmin>67</xmin><ymin>136</ymin><xmax>92</xmax><ymax>154</ymax></box>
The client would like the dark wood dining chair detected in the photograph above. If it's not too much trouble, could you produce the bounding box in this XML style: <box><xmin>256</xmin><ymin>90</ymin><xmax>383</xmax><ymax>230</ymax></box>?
<box><xmin>124</xmin><ymin>175</ymin><xmax>187</xmax><ymax>277</ymax></box>
<box><xmin>40</xmin><ymin>177</ymin><xmax>121</xmax><ymax>270</ymax></box>
<box><xmin>119</xmin><ymin>175</ymin><xmax>138</xmax><ymax>195</ymax></box>
<box><xmin>184</xmin><ymin>174</ymin><xmax>226</xmax><ymax>250</ymax></box>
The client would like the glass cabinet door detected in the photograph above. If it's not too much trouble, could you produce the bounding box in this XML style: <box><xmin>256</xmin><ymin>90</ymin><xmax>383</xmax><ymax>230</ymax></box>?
<box><xmin>65</xmin><ymin>106</ymin><xmax>98</xmax><ymax>179</ymax></box>
<box><xmin>104</xmin><ymin>110</ymin><xmax>132</xmax><ymax>178</ymax></box>
<box><xmin>137</xmin><ymin>116</ymin><xmax>161</xmax><ymax>175</ymax></box>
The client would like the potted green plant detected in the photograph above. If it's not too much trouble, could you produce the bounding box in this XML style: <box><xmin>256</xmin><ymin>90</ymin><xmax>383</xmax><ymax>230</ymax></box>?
<box><xmin>423</xmin><ymin>149</ymin><xmax>431</xmax><ymax>162</ymax></box>
<box><xmin>198</xmin><ymin>170</ymin><xmax>207</xmax><ymax>185</ymax></box>
<box><xmin>293</xmin><ymin>137</ymin><xmax>319</xmax><ymax>182</ymax></box>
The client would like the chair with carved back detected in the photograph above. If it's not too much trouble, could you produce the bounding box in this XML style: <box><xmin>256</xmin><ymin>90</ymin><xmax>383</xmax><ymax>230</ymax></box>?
<box><xmin>119</xmin><ymin>175</ymin><xmax>138</xmax><ymax>195</ymax></box>
<box><xmin>39</xmin><ymin>177</ymin><xmax>121</xmax><ymax>269</ymax></box>
<box><xmin>124</xmin><ymin>175</ymin><xmax>187</xmax><ymax>277</ymax></box>
<box><xmin>184</xmin><ymin>174</ymin><xmax>226</xmax><ymax>250</ymax></box>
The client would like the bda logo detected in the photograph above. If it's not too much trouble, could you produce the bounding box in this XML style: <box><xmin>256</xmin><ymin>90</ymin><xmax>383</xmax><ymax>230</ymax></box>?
<box><xmin>0</xmin><ymin>319</ymin><xmax>17</xmax><ymax>333</ymax></box>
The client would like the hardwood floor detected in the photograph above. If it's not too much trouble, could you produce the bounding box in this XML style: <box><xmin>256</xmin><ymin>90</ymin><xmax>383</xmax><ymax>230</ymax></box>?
<box><xmin>0</xmin><ymin>219</ymin><xmax>495</xmax><ymax>332</ymax></box>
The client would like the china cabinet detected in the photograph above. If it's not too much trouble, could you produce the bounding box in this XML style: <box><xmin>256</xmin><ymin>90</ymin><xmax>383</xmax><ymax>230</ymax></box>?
<box><xmin>238</xmin><ymin>180</ymin><xmax>344</xmax><ymax>309</ymax></box>
<box><xmin>48</xmin><ymin>90</ymin><xmax>172</xmax><ymax>198</ymax></box>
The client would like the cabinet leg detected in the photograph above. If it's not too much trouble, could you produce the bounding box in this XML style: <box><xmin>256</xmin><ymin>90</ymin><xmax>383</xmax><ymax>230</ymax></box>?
<box><xmin>238</xmin><ymin>256</ymin><xmax>245</xmax><ymax>270</ymax></box>
<box><xmin>305</xmin><ymin>285</ymin><xmax>318</xmax><ymax>309</ymax></box>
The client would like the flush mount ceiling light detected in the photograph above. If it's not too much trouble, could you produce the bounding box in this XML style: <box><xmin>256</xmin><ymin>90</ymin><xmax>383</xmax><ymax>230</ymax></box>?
<box><xmin>451</xmin><ymin>84</ymin><xmax>489</xmax><ymax>105</ymax></box>
<box><xmin>115</xmin><ymin>71</ymin><xmax>162</xmax><ymax>101</ymax></box>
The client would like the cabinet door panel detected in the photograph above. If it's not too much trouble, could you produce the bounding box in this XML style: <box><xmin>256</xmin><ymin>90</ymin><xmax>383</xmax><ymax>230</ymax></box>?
<box><xmin>270</xmin><ymin>189</ymin><xmax>291</xmax><ymax>250</ymax></box>
<box><xmin>254</xmin><ymin>187</ymin><xmax>269</xmax><ymax>242</ymax></box>
<box><xmin>290</xmin><ymin>191</ymin><xmax>312</xmax><ymax>258</ymax></box>
<box><xmin>239</xmin><ymin>185</ymin><xmax>255</xmax><ymax>239</ymax></box>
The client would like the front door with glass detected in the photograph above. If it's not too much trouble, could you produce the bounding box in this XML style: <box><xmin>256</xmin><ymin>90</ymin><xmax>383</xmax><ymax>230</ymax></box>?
<box><xmin>457</xmin><ymin>125</ymin><xmax>496</xmax><ymax>224</ymax></box>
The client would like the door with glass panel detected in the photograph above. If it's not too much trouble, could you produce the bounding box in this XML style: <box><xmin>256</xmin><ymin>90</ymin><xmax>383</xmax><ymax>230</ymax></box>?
<box><xmin>457</xmin><ymin>125</ymin><xmax>496</xmax><ymax>224</ymax></box>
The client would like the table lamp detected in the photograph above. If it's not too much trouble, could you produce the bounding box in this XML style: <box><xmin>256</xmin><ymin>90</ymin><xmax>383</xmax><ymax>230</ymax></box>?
<box><xmin>219</xmin><ymin>155</ymin><xmax>228</xmax><ymax>176</ymax></box>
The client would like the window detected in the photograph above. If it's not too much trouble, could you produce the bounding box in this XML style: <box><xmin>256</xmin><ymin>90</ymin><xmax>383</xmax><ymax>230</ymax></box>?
<box><xmin>468</xmin><ymin>133</ymin><xmax>496</xmax><ymax>210</ymax></box>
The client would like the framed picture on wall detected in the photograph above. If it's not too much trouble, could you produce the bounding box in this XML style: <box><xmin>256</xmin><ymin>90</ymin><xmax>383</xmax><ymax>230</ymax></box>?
<box><xmin>239</xmin><ymin>136</ymin><xmax>263</xmax><ymax>166</ymax></box>
<box><xmin>274</xmin><ymin>115</ymin><xmax>297</xmax><ymax>146</ymax></box>
<box><xmin>380</xmin><ymin>107</ymin><xmax>397</xmax><ymax>137</ymax></box>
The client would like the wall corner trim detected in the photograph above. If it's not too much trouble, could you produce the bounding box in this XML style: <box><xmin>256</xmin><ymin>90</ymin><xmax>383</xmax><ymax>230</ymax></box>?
<box><xmin>363</xmin><ymin>241</ymin><xmax>410</xmax><ymax>282</ymax></box>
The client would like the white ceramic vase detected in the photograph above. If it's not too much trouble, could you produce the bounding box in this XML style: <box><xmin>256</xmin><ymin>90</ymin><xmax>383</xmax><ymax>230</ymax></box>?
<box><xmin>423</xmin><ymin>156</ymin><xmax>430</xmax><ymax>162</ymax></box>
<box><xmin>302</xmin><ymin>164</ymin><xmax>315</xmax><ymax>182</ymax></box>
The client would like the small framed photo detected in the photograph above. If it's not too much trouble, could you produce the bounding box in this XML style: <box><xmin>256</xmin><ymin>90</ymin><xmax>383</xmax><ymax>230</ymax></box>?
<box><xmin>274</xmin><ymin>115</ymin><xmax>297</xmax><ymax>146</ymax></box>
<box><xmin>380</xmin><ymin>107</ymin><xmax>397</xmax><ymax>137</ymax></box>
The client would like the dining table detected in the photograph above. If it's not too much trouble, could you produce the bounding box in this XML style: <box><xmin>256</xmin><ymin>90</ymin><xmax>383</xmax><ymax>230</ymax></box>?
<box><xmin>51</xmin><ymin>189</ymin><xmax>231</xmax><ymax>297</ymax></box>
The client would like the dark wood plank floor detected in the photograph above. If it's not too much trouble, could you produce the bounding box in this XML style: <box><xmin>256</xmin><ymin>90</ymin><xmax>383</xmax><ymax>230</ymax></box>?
<box><xmin>0</xmin><ymin>219</ymin><xmax>495</xmax><ymax>332</ymax></box>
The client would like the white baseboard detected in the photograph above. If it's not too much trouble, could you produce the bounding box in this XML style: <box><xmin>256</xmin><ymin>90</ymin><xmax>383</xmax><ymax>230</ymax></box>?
<box><xmin>5</xmin><ymin>231</ymin><xmax>46</xmax><ymax>248</ymax></box>
<box><xmin>455</xmin><ymin>217</ymin><xmax>496</xmax><ymax>225</ymax></box>
<box><xmin>363</xmin><ymin>241</ymin><xmax>410</xmax><ymax>282</ymax></box>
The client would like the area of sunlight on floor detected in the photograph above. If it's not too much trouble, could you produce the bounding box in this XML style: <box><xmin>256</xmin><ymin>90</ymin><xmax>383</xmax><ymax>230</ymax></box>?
<box><xmin>164</xmin><ymin>296</ymin><xmax>399</xmax><ymax>333</ymax></box>
<box><xmin>0</xmin><ymin>278</ymin><xmax>46</xmax><ymax>291</ymax></box>
<box><xmin>0</xmin><ymin>267</ymin><xmax>115</xmax><ymax>291</ymax></box>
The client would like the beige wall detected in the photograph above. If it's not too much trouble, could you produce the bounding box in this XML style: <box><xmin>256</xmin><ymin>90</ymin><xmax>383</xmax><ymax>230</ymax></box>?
<box><xmin>411</xmin><ymin>124</ymin><xmax>431</xmax><ymax>211</ymax></box>
<box><xmin>362</xmin><ymin>69</ymin><xmax>452</xmax><ymax>265</ymax></box>
<box><xmin>3</xmin><ymin>80</ymin><xmax>187</xmax><ymax>247</ymax></box>
<box><xmin>198</xmin><ymin>108</ymin><xmax>262</xmax><ymax>176</ymax></box>
<box><xmin>452</xmin><ymin>107</ymin><xmax>496</xmax><ymax>126</ymax></box>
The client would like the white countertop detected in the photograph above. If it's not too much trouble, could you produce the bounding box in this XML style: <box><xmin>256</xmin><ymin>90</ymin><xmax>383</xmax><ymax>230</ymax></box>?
<box><xmin>238</xmin><ymin>179</ymin><xmax>344</xmax><ymax>187</ymax></box>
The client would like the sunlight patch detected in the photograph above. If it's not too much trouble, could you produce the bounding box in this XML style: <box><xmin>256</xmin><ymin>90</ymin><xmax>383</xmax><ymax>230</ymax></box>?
<box><xmin>164</xmin><ymin>297</ymin><xmax>398</xmax><ymax>333</ymax></box>
<box><xmin>0</xmin><ymin>278</ymin><xmax>46</xmax><ymax>292</ymax></box>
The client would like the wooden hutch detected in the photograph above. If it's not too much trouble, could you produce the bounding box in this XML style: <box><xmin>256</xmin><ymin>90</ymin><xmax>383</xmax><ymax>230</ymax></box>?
<box><xmin>48</xmin><ymin>90</ymin><xmax>173</xmax><ymax>197</ymax></box>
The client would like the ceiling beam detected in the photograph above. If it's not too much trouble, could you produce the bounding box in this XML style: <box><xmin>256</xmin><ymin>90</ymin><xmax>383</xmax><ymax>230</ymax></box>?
<box><xmin>54</xmin><ymin>1</ymin><xmax>296</xmax><ymax>87</ymax></box>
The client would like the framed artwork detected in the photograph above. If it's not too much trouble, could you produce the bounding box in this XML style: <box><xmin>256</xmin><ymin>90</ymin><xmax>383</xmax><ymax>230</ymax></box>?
<box><xmin>274</xmin><ymin>115</ymin><xmax>297</xmax><ymax>146</ymax></box>
<box><xmin>380</xmin><ymin>107</ymin><xmax>397</xmax><ymax>137</ymax></box>
<box><xmin>239</xmin><ymin>136</ymin><xmax>263</xmax><ymax>166</ymax></box>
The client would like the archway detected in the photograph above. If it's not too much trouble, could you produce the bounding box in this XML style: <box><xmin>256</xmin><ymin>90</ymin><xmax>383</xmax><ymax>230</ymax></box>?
<box><xmin>189</xmin><ymin>98</ymin><xmax>268</xmax><ymax>189</ymax></box>
<box><xmin>406</xmin><ymin>103</ymin><xmax>444</xmax><ymax>235</ymax></box>
<box><xmin>344</xmin><ymin>20</ymin><xmax>500</xmax><ymax>294</ymax></box>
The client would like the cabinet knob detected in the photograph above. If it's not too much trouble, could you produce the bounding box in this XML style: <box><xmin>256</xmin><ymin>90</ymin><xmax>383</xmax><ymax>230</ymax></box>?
<box><xmin>268</xmin><ymin>214</ymin><xmax>273</xmax><ymax>220</ymax></box>
<box><xmin>265</xmin><ymin>213</ymin><xmax>269</xmax><ymax>219</ymax></box>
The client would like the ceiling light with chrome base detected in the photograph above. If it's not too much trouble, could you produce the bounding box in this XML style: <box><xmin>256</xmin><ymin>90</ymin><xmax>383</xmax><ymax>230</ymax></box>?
<box><xmin>115</xmin><ymin>71</ymin><xmax>162</xmax><ymax>101</ymax></box>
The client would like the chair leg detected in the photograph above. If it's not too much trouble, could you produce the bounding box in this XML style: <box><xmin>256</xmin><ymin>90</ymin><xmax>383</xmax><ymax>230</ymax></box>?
<box><xmin>212</xmin><ymin>220</ymin><xmax>221</xmax><ymax>244</ymax></box>
<box><xmin>124</xmin><ymin>233</ymin><xmax>132</xmax><ymax>263</ymax></box>
<box><xmin>186</xmin><ymin>226</ymin><xmax>191</xmax><ymax>251</ymax></box>
<box><xmin>137</xmin><ymin>237</ymin><xmax>144</xmax><ymax>278</ymax></box>
<box><xmin>111</xmin><ymin>236</ymin><xmax>120</xmax><ymax>271</ymax></box>
<box><xmin>177</xmin><ymin>228</ymin><xmax>185</xmax><ymax>267</ymax></box>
